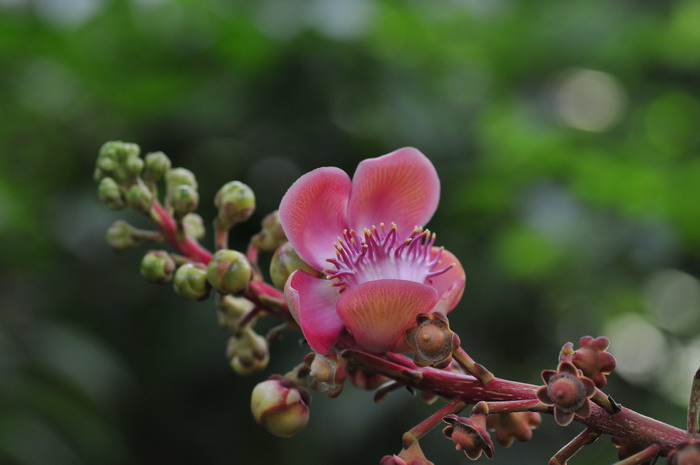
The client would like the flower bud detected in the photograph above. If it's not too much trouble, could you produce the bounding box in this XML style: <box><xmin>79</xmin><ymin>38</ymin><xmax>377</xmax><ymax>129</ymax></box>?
<box><xmin>270</xmin><ymin>242</ymin><xmax>320</xmax><ymax>289</ymax></box>
<box><xmin>251</xmin><ymin>378</ymin><xmax>310</xmax><ymax>438</ymax></box>
<box><xmin>106</xmin><ymin>220</ymin><xmax>136</xmax><ymax>251</ymax></box>
<box><xmin>214</xmin><ymin>181</ymin><xmax>255</xmax><ymax>229</ymax></box>
<box><xmin>251</xmin><ymin>210</ymin><xmax>286</xmax><ymax>251</ymax></box>
<box><xmin>98</xmin><ymin>177</ymin><xmax>125</xmax><ymax>210</ymax></box>
<box><xmin>143</xmin><ymin>151</ymin><xmax>171</xmax><ymax>182</ymax></box>
<box><xmin>94</xmin><ymin>141</ymin><xmax>142</xmax><ymax>184</ymax></box>
<box><xmin>173</xmin><ymin>263</ymin><xmax>210</xmax><ymax>300</ymax></box>
<box><xmin>305</xmin><ymin>351</ymin><xmax>346</xmax><ymax>398</ymax></box>
<box><xmin>182</xmin><ymin>213</ymin><xmax>205</xmax><ymax>240</ymax></box>
<box><xmin>126</xmin><ymin>184</ymin><xmax>153</xmax><ymax>214</ymax></box>
<box><xmin>207</xmin><ymin>249</ymin><xmax>252</xmax><ymax>294</ymax></box>
<box><xmin>169</xmin><ymin>185</ymin><xmax>199</xmax><ymax>219</ymax></box>
<box><xmin>442</xmin><ymin>414</ymin><xmax>494</xmax><ymax>460</ymax></box>
<box><xmin>165</xmin><ymin>167</ymin><xmax>198</xmax><ymax>198</ymax></box>
<box><xmin>227</xmin><ymin>327</ymin><xmax>269</xmax><ymax>375</ymax></box>
<box><xmin>140</xmin><ymin>250</ymin><xmax>176</xmax><ymax>284</ymax></box>
<box><xmin>217</xmin><ymin>295</ymin><xmax>255</xmax><ymax>332</ymax></box>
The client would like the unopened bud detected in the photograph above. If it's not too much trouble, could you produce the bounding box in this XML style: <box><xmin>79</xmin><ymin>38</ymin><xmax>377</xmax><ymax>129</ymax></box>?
<box><xmin>169</xmin><ymin>185</ymin><xmax>199</xmax><ymax>218</ymax></box>
<box><xmin>214</xmin><ymin>181</ymin><xmax>255</xmax><ymax>229</ymax></box>
<box><xmin>140</xmin><ymin>250</ymin><xmax>176</xmax><ymax>284</ymax></box>
<box><xmin>106</xmin><ymin>220</ymin><xmax>136</xmax><ymax>251</ymax></box>
<box><xmin>98</xmin><ymin>177</ymin><xmax>125</xmax><ymax>210</ymax></box>
<box><xmin>227</xmin><ymin>327</ymin><xmax>269</xmax><ymax>375</ymax></box>
<box><xmin>173</xmin><ymin>263</ymin><xmax>210</xmax><ymax>300</ymax></box>
<box><xmin>251</xmin><ymin>378</ymin><xmax>310</xmax><ymax>438</ymax></box>
<box><xmin>270</xmin><ymin>242</ymin><xmax>320</xmax><ymax>289</ymax></box>
<box><xmin>207</xmin><ymin>249</ymin><xmax>252</xmax><ymax>294</ymax></box>
<box><xmin>165</xmin><ymin>167</ymin><xmax>198</xmax><ymax>199</ymax></box>
<box><xmin>143</xmin><ymin>151</ymin><xmax>171</xmax><ymax>182</ymax></box>
<box><xmin>126</xmin><ymin>184</ymin><xmax>153</xmax><ymax>214</ymax></box>
<box><xmin>217</xmin><ymin>295</ymin><xmax>255</xmax><ymax>332</ymax></box>
<box><xmin>182</xmin><ymin>213</ymin><xmax>205</xmax><ymax>240</ymax></box>
<box><xmin>251</xmin><ymin>210</ymin><xmax>286</xmax><ymax>251</ymax></box>
<box><xmin>94</xmin><ymin>141</ymin><xmax>142</xmax><ymax>184</ymax></box>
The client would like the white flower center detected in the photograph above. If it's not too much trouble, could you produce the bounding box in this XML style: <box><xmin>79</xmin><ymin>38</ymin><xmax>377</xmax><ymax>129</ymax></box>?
<box><xmin>323</xmin><ymin>223</ymin><xmax>453</xmax><ymax>292</ymax></box>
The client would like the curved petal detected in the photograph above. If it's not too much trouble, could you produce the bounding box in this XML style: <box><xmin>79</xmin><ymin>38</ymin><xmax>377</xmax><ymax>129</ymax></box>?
<box><xmin>427</xmin><ymin>248</ymin><xmax>466</xmax><ymax>312</ymax></box>
<box><xmin>285</xmin><ymin>270</ymin><xmax>343</xmax><ymax>354</ymax></box>
<box><xmin>336</xmin><ymin>279</ymin><xmax>437</xmax><ymax>353</ymax></box>
<box><xmin>348</xmin><ymin>147</ymin><xmax>440</xmax><ymax>241</ymax></box>
<box><xmin>280</xmin><ymin>167</ymin><xmax>351</xmax><ymax>271</ymax></box>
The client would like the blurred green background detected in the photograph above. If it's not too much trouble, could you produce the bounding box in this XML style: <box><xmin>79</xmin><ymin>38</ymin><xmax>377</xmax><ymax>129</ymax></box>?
<box><xmin>2</xmin><ymin>0</ymin><xmax>700</xmax><ymax>464</ymax></box>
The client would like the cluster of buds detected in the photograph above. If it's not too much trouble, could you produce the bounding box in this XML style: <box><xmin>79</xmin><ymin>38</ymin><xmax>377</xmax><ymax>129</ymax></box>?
<box><xmin>227</xmin><ymin>326</ymin><xmax>269</xmax><ymax>375</ymax></box>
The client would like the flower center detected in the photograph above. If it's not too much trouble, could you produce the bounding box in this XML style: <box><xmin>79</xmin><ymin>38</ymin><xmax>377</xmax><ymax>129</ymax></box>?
<box><xmin>323</xmin><ymin>223</ymin><xmax>453</xmax><ymax>292</ymax></box>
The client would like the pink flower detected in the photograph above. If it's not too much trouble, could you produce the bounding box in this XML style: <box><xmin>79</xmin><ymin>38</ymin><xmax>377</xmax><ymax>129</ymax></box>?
<box><xmin>280</xmin><ymin>148</ymin><xmax>465</xmax><ymax>354</ymax></box>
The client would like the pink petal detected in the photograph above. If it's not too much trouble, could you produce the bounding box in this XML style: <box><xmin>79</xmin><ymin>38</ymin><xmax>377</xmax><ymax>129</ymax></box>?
<box><xmin>428</xmin><ymin>248</ymin><xmax>466</xmax><ymax>312</ymax></box>
<box><xmin>347</xmin><ymin>147</ymin><xmax>440</xmax><ymax>241</ymax></box>
<box><xmin>285</xmin><ymin>270</ymin><xmax>344</xmax><ymax>354</ymax></box>
<box><xmin>280</xmin><ymin>167</ymin><xmax>352</xmax><ymax>271</ymax></box>
<box><xmin>336</xmin><ymin>279</ymin><xmax>437</xmax><ymax>353</ymax></box>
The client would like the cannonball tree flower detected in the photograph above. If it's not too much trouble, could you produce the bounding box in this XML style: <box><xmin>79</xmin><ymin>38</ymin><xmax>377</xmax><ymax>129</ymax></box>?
<box><xmin>280</xmin><ymin>148</ymin><xmax>465</xmax><ymax>354</ymax></box>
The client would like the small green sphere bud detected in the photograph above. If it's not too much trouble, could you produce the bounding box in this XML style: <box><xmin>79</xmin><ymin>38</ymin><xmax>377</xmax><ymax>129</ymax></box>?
<box><xmin>126</xmin><ymin>184</ymin><xmax>153</xmax><ymax>214</ymax></box>
<box><xmin>170</xmin><ymin>185</ymin><xmax>199</xmax><ymax>218</ymax></box>
<box><xmin>251</xmin><ymin>379</ymin><xmax>310</xmax><ymax>438</ymax></box>
<box><xmin>98</xmin><ymin>177</ymin><xmax>125</xmax><ymax>210</ymax></box>
<box><xmin>95</xmin><ymin>141</ymin><xmax>141</xmax><ymax>184</ymax></box>
<box><xmin>218</xmin><ymin>296</ymin><xmax>255</xmax><ymax>332</ymax></box>
<box><xmin>214</xmin><ymin>181</ymin><xmax>255</xmax><ymax>229</ymax></box>
<box><xmin>140</xmin><ymin>250</ymin><xmax>176</xmax><ymax>284</ymax></box>
<box><xmin>207</xmin><ymin>249</ymin><xmax>252</xmax><ymax>294</ymax></box>
<box><xmin>173</xmin><ymin>263</ymin><xmax>210</xmax><ymax>300</ymax></box>
<box><xmin>227</xmin><ymin>327</ymin><xmax>269</xmax><ymax>375</ymax></box>
<box><xmin>165</xmin><ymin>167</ymin><xmax>198</xmax><ymax>198</ymax></box>
<box><xmin>106</xmin><ymin>220</ymin><xmax>136</xmax><ymax>251</ymax></box>
<box><xmin>252</xmin><ymin>210</ymin><xmax>287</xmax><ymax>251</ymax></box>
<box><xmin>144</xmin><ymin>151</ymin><xmax>171</xmax><ymax>182</ymax></box>
<box><xmin>270</xmin><ymin>242</ymin><xmax>320</xmax><ymax>289</ymax></box>
<box><xmin>182</xmin><ymin>213</ymin><xmax>205</xmax><ymax>240</ymax></box>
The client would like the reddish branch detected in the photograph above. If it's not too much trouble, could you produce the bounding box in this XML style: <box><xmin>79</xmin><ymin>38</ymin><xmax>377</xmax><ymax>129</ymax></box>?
<box><xmin>153</xmin><ymin>200</ymin><xmax>692</xmax><ymax>459</ymax></box>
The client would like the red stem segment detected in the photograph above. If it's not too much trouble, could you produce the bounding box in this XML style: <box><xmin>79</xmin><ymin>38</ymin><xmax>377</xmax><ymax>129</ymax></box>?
<box><xmin>549</xmin><ymin>428</ymin><xmax>601</xmax><ymax>465</ymax></box>
<box><xmin>151</xmin><ymin>200</ymin><xmax>212</xmax><ymax>263</ymax></box>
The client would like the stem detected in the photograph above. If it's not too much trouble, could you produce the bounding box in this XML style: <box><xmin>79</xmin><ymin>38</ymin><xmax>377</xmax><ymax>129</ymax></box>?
<box><xmin>688</xmin><ymin>365</ymin><xmax>700</xmax><ymax>435</ymax></box>
<box><xmin>150</xmin><ymin>200</ymin><xmax>212</xmax><ymax>263</ymax></box>
<box><xmin>246</xmin><ymin>242</ymin><xmax>263</xmax><ymax>281</ymax></box>
<box><xmin>613</xmin><ymin>443</ymin><xmax>661</xmax><ymax>465</ymax></box>
<box><xmin>131</xmin><ymin>229</ymin><xmax>164</xmax><ymax>242</ymax></box>
<box><xmin>593</xmin><ymin>388</ymin><xmax>617</xmax><ymax>414</ymax></box>
<box><xmin>452</xmin><ymin>347</ymin><xmax>494</xmax><ymax>384</ymax></box>
<box><xmin>236</xmin><ymin>305</ymin><xmax>263</xmax><ymax>330</ymax></box>
<box><xmin>549</xmin><ymin>428</ymin><xmax>601</xmax><ymax>465</ymax></box>
<box><xmin>472</xmin><ymin>399</ymin><xmax>548</xmax><ymax>415</ymax></box>
<box><xmin>402</xmin><ymin>399</ymin><xmax>467</xmax><ymax>447</ymax></box>
<box><xmin>215</xmin><ymin>224</ymin><xmax>228</xmax><ymax>251</ymax></box>
<box><xmin>374</xmin><ymin>381</ymin><xmax>403</xmax><ymax>403</ymax></box>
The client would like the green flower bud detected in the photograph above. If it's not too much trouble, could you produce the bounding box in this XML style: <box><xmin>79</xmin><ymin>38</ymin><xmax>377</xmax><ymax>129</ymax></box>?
<box><xmin>173</xmin><ymin>263</ymin><xmax>210</xmax><ymax>300</ymax></box>
<box><xmin>126</xmin><ymin>184</ymin><xmax>153</xmax><ymax>214</ymax></box>
<box><xmin>94</xmin><ymin>141</ymin><xmax>141</xmax><ymax>184</ymax></box>
<box><xmin>182</xmin><ymin>213</ymin><xmax>205</xmax><ymax>240</ymax></box>
<box><xmin>217</xmin><ymin>295</ymin><xmax>255</xmax><ymax>332</ymax></box>
<box><xmin>207</xmin><ymin>249</ymin><xmax>252</xmax><ymax>294</ymax></box>
<box><xmin>170</xmin><ymin>185</ymin><xmax>199</xmax><ymax>218</ymax></box>
<box><xmin>214</xmin><ymin>181</ymin><xmax>255</xmax><ymax>229</ymax></box>
<box><xmin>252</xmin><ymin>210</ymin><xmax>287</xmax><ymax>251</ymax></box>
<box><xmin>251</xmin><ymin>379</ymin><xmax>310</xmax><ymax>437</ymax></box>
<box><xmin>270</xmin><ymin>242</ymin><xmax>320</xmax><ymax>289</ymax></box>
<box><xmin>227</xmin><ymin>327</ymin><xmax>269</xmax><ymax>375</ymax></box>
<box><xmin>98</xmin><ymin>177</ymin><xmax>125</xmax><ymax>210</ymax></box>
<box><xmin>140</xmin><ymin>250</ymin><xmax>176</xmax><ymax>284</ymax></box>
<box><xmin>165</xmin><ymin>167</ymin><xmax>198</xmax><ymax>199</ymax></box>
<box><xmin>143</xmin><ymin>151</ymin><xmax>171</xmax><ymax>182</ymax></box>
<box><xmin>106</xmin><ymin>220</ymin><xmax>136</xmax><ymax>251</ymax></box>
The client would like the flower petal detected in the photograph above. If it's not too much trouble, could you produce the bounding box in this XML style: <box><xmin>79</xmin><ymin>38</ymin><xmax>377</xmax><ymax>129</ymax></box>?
<box><xmin>285</xmin><ymin>270</ymin><xmax>343</xmax><ymax>354</ymax></box>
<box><xmin>336</xmin><ymin>279</ymin><xmax>438</xmax><ymax>353</ymax></box>
<box><xmin>428</xmin><ymin>247</ymin><xmax>466</xmax><ymax>312</ymax></box>
<box><xmin>280</xmin><ymin>167</ymin><xmax>351</xmax><ymax>271</ymax></box>
<box><xmin>347</xmin><ymin>147</ymin><xmax>440</xmax><ymax>241</ymax></box>
<box><xmin>536</xmin><ymin>385</ymin><xmax>552</xmax><ymax>405</ymax></box>
<box><xmin>554</xmin><ymin>409</ymin><xmax>575</xmax><ymax>427</ymax></box>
